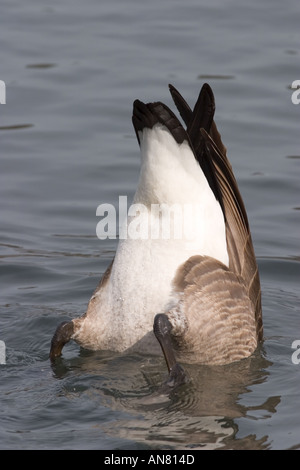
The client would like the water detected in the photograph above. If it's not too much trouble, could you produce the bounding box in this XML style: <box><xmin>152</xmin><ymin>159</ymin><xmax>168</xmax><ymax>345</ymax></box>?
<box><xmin>0</xmin><ymin>0</ymin><xmax>299</xmax><ymax>450</ymax></box>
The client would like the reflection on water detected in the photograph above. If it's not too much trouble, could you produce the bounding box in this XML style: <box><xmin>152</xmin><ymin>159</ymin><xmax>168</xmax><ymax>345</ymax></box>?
<box><xmin>0</xmin><ymin>124</ymin><xmax>34</xmax><ymax>130</ymax></box>
<box><xmin>51</xmin><ymin>348</ymin><xmax>278</xmax><ymax>449</ymax></box>
<box><xmin>198</xmin><ymin>74</ymin><xmax>235</xmax><ymax>80</ymax></box>
<box><xmin>26</xmin><ymin>63</ymin><xmax>57</xmax><ymax>69</ymax></box>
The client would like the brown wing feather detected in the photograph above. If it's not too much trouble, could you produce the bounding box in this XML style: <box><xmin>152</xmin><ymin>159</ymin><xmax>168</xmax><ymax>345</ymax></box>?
<box><xmin>170</xmin><ymin>255</ymin><xmax>258</xmax><ymax>365</ymax></box>
<box><xmin>169</xmin><ymin>84</ymin><xmax>262</xmax><ymax>339</ymax></box>
<box><xmin>200</xmin><ymin>129</ymin><xmax>262</xmax><ymax>339</ymax></box>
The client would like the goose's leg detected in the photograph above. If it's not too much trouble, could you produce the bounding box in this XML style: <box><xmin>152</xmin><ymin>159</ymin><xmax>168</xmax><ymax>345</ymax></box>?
<box><xmin>153</xmin><ymin>314</ymin><xmax>188</xmax><ymax>387</ymax></box>
<box><xmin>49</xmin><ymin>321</ymin><xmax>74</xmax><ymax>361</ymax></box>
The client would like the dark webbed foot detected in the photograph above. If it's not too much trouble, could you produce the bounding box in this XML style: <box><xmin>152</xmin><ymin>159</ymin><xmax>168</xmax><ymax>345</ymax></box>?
<box><xmin>153</xmin><ymin>313</ymin><xmax>188</xmax><ymax>388</ymax></box>
<box><xmin>49</xmin><ymin>321</ymin><xmax>74</xmax><ymax>361</ymax></box>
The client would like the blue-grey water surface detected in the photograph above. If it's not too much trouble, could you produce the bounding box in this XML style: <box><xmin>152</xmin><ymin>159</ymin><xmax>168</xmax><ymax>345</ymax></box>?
<box><xmin>0</xmin><ymin>0</ymin><xmax>299</xmax><ymax>450</ymax></box>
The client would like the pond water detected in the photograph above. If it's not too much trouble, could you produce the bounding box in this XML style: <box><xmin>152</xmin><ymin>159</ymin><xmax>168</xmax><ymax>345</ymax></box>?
<box><xmin>0</xmin><ymin>0</ymin><xmax>299</xmax><ymax>450</ymax></box>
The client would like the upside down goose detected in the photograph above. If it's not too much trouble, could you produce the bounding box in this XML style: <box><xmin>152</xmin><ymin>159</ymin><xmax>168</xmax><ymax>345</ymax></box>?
<box><xmin>50</xmin><ymin>83</ymin><xmax>263</xmax><ymax>386</ymax></box>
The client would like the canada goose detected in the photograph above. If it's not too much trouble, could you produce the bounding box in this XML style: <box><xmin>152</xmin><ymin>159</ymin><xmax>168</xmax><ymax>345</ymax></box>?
<box><xmin>50</xmin><ymin>83</ymin><xmax>263</xmax><ymax>387</ymax></box>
